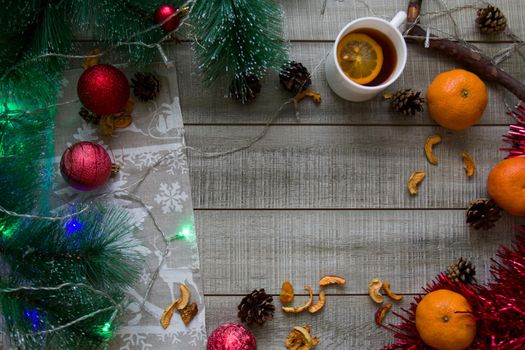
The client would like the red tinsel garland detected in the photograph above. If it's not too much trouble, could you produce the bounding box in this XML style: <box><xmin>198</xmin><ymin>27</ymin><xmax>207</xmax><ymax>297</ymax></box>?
<box><xmin>502</xmin><ymin>103</ymin><xmax>525</xmax><ymax>158</ymax></box>
<box><xmin>384</xmin><ymin>228</ymin><xmax>525</xmax><ymax>350</ymax></box>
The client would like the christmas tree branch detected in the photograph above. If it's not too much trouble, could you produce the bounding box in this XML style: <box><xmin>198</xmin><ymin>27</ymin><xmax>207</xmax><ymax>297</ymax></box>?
<box><xmin>405</xmin><ymin>0</ymin><xmax>525</xmax><ymax>101</ymax></box>
<box><xmin>191</xmin><ymin>0</ymin><xmax>288</xmax><ymax>103</ymax></box>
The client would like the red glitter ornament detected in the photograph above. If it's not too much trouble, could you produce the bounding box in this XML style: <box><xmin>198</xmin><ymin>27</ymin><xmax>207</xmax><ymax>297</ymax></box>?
<box><xmin>154</xmin><ymin>5</ymin><xmax>181</xmax><ymax>33</ymax></box>
<box><xmin>207</xmin><ymin>323</ymin><xmax>256</xmax><ymax>350</ymax></box>
<box><xmin>60</xmin><ymin>141</ymin><xmax>112</xmax><ymax>191</ymax></box>
<box><xmin>77</xmin><ymin>64</ymin><xmax>130</xmax><ymax>115</ymax></box>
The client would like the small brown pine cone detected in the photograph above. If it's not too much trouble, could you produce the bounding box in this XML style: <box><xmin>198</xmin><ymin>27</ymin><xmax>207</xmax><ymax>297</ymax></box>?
<box><xmin>476</xmin><ymin>5</ymin><xmax>507</xmax><ymax>34</ymax></box>
<box><xmin>237</xmin><ymin>289</ymin><xmax>275</xmax><ymax>325</ymax></box>
<box><xmin>389</xmin><ymin>89</ymin><xmax>425</xmax><ymax>116</ymax></box>
<box><xmin>466</xmin><ymin>198</ymin><xmax>502</xmax><ymax>230</ymax></box>
<box><xmin>446</xmin><ymin>257</ymin><xmax>477</xmax><ymax>284</ymax></box>
<box><xmin>79</xmin><ymin>107</ymin><xmax>101</xmax><ymax>125</ymax></box>
<box><xmin>229</xmin><ymin>74</ymin><xmax>262</xmax><ymax>104</ymax></box>
<box><xmin>279</xmin><ymin>61</ymin><xmax>312</xmax><ymax>94</ymax></box>
<box><xmin>131</xmin><ymin>72</ymin><xmax>161</xmax><ymax>102</ymax></box>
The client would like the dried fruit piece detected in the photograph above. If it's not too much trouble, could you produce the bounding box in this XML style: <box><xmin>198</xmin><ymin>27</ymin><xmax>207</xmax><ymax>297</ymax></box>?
<box><xmin>368</xmin><ymin>278</ymin><xmax>384</xmax><ymax>304</ymax></box>
<box><xmin>294</xmin><ymin>88</ymin><xmax>322</xmax><ymax>104</ymax></box>
<box><xmin>82</xmin><ymin>48</ymin><xmax>101</xmax><ymax>70</ymax></box>
<box><xmin>280</xmin><ymin>280</ymin><xmax>295</xmax><ymax>305</ymax></box>
<box><xmin>408</xmin><ymin>171</ymin><xmax>426</xmax><ymax>195</ymax></box>
<box><xmin>160</xmin><ymin>283</ymin><xmax>192</xmax><ymax>328</ymax></box>
<box><xmin>308</xmin><ymin>291</ymin><xmax>326</xmax><ymax>314</ymax></box>
<box><xmin>382</xmin><ymin>281</ymin><xmax>403</xmax><ymax>302</ymax></box>
<box><xmin>462</xmin><ymin>151</ymin><xmax>475</xmax><ymax>177</ymax></box>
<box><xmin>113</xmin><ymin>114</ymin><xmax>133</xmax><ymax>129</ymax></box>
<box><xmin>285</xmin><ymin>325</ymin><xmax>319</xmax><ymax>350</ymax></box>
<box><xmin>175</xmin><ymin>283</ymin><xmax>191</xmax><ymax>310</ymax></box>
<box><xmin>424</xmin><ymin>134</ymin><xmax>442</xmax><ymax>165</ymax></box>
<box><xmin>282</xmin><ymin>285</ymin><xmax>313</xmax><ymax>313</ymax></box>
<box><xmin>99</xmin><ymin>115</ymin><xmax>115</xmax><ymax>136</ymax></box>
<box><xmin>160</xmin><ymin>300</ymin><xmax>178</xmax><ymax>329</ymax></box>
<box><xmin>179</xmin><ymin>302</ymin><xmax>198</xmax><ymax>326</ymax></box>
<box><xmin>319</xmin><ymin>275</ymin><xmax>346</xmax><ymax>287</ymax></box>
<box><xmin>113</xmin><ymin>98</ymin><xmax>134</xmax><ymax>128</ymax></box>
<box><xmin>375</xmin><ymin>302</ymin><xmax>393</xmax><ymax>326</ymax></box>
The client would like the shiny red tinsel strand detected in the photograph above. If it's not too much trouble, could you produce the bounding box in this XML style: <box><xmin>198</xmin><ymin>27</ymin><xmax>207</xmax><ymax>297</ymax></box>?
<box><xmin>502</xmin><ymin>103</ymin><xmax>525</xmax><ymax>158</ymax></box>
<box><xmin>384</xmin><ymin>228</ymin><xmax>525</xmax><ymax>350</ymax></box>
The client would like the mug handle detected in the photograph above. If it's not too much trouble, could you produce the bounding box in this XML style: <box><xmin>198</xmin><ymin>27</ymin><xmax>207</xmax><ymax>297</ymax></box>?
<box><xmin>390</xmin><ymin>11</ymin><xmax>407</xmax><ymax>28</ymax></box>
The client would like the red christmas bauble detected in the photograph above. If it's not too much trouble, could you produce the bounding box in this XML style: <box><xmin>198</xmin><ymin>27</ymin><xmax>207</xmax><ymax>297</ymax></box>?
<box><xmin>207</xmin><ymin>323</ymin><xmax>256</xmax><ymax>350</ymax></box>
<box><xmin>60</xmin><ymin>141</ymin><xmax>112</xmax><ymax>191</ymax></box>
<box><xmin>77</xmin><ymin>64</ymin><xmax>130</xmax><ymax>115</ymax></box>
<box><xmin>154</xmin><ymin>5</ymin><xmax>181</xmax><ymax>32</ymax></box>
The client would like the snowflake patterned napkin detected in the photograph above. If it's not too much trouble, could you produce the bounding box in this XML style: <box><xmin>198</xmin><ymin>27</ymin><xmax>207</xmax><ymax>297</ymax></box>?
<box><xmin>51</xmin><ymin>64</ymin><xmax>206</xmax><ymax>349</ymax></box>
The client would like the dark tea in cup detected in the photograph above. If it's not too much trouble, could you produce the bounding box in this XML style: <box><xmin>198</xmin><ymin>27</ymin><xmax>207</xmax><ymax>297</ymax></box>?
<box><xmin>336</xmin><ymin>28</ymin><xmax>397</xmax><ymax>86</ymax></box>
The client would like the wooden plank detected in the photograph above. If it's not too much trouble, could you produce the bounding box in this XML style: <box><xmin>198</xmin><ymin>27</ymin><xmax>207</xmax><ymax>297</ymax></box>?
<box><xmin>280</xmin><ymin>0</ymin><xmax>525</xmax><ymax>41</ymax></box>
<box><xmin>197</xmin><ymin>210</ymin><xmax>522</xmax><ymax>295</ymax></box>
<box><xmin>205</xmin><ymin>295</ymin><xmax>399</xmax><ymax>349</ymax></box>
<box><xmin>173</xmin><ymin>42</ymin><xmax>524</xmax><ymax>125</ymax></box>
<box><xmin>187</xmin><ymin>125</ymin><xmax>506</xmax><ymax>209</ymax></box>
<box><xmin>72</xmin><ymin>1</ymin><xmax>525</xmax><ymax>42</ymax></box>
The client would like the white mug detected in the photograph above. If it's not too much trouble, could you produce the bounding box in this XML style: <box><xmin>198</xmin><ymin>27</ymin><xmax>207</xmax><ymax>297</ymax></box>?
<box><xmin>325</xmin><ymin>11</ymin><xmax>408</xmax><ymax>102</ymax></box>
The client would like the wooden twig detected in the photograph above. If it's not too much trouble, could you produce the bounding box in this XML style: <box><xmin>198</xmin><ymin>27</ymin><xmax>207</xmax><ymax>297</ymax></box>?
<box><xmin>407</xmin><ymin>0</ymin><xmax>422</xmax><ymax>24</ymax></box>
<box><xmin>405</xmin><ymin>0</ymin><xmax>525</xmax><ymax>101</ymax></box>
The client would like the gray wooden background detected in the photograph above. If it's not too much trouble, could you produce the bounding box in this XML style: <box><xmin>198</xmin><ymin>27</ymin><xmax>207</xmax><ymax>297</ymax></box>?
<box><xmin>175</xmin><ymin>0</ymin><xmax>525</xmax><ymax>348</ymax></box>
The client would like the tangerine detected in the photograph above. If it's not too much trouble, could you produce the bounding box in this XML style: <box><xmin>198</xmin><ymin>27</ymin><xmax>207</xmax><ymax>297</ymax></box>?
<box><xmin>488</xmin><ymin>157</ymin><xmax>525</xmax><ymax>216</ymax></box>
<box><xmin>426</xmin><ymin>69</ymin><xmax>488</xmax><ymax>131</ymax></box>
<box><xmin>337</xmin><ymin>33</ymin><xmax>384</xmax><ymax>85</ymax></box>
<box><xmin>415</xmin><ymin>289</ymin><xmax>476</xmax><ymax>350</ymax></box>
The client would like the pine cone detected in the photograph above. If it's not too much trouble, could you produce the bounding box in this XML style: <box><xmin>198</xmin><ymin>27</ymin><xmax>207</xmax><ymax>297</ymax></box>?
<box><xmin>237</xmin><ymin>289</ymin><xmax>275</xmax><ymax>325</ymax></box>
<box><xmin>466</xmin><ymin>198</ymin><xmax>502</xmax><ymax>230</ymax></box>
<box><xmin>446</xmin><ymin>257</ymin><xmax>477</xmax><ymax>284</ymax></box>
<box><xmin>279</xmin><ymin>61</ymin><xmax>312</xmax><ymax>94</ymax></box>
<box><xmin>230</xmin><ymin>74</ymin><xmax>261</xmax><ymax>104</ymax></box>
<box><xmin>389</xmin><ymin>89</ymin><xmax>425</xmax><ymax>116</ymax></box>
<box><xmin>476</xmin><ymin>5</ymin><xmax>507</xmax><ymax>34</ymax></box>
<box><xmin>131</xmin><ymin>72</ymin><xmax>161</xmax><ymax>102</ymax></box>
<box><xmin>79</xmin><ymin>107</ymin><xmax>101</xmax><ymax>125</ymax></box>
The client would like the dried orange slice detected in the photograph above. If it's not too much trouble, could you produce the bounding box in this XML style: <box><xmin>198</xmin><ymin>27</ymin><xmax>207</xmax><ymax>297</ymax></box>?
<box><xmin>337</xmin><ymin>33</ymin><xmax>384</xmax><ymax>85</ymax></box>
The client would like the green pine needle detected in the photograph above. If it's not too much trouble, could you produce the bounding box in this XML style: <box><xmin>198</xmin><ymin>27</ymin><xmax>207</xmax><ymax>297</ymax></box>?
<box><xmin>0</xmin><ymin>205</ymin><xmax>141</xmax><ymax>349</ymax></box>
<box><xmin>191</xmin><ymin>0</ymin><xmax>289</xmax><ymax>103</ymax></box>
<box><xmin>0</xmin><ymin>1</ymin><xmax>185</xmax><ymax>348</ymax></box>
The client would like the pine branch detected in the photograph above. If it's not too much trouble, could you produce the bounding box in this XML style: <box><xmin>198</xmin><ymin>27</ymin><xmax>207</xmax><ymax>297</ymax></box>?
<box><xmin>0</xmin><ymin>206</ymin><xmax>141</xmax><ymax>348</ymax></box>
<box><xmin>1</xmin><ymin>206</ymin><xmax>141</xmax><ymax>291</ymax></box>
<box><xmin>191</xmin><ymin>0</ymin><xmax>288</xmax><ymax>102</ymax></box>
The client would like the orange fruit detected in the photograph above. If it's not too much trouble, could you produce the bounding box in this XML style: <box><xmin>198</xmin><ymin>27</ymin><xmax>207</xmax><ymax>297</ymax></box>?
<box><xmin>337</xmin><ymin>33</ymin><xmax>384</xmax><ymax>85</ymax></box>
<box><xmin>488</xmin><ymin>157</ymin><xmax>525</xmax><ymax>216</ymax></box>
<box><xmin>415</xmin><ymin>289</ymin><xmax>476</xmax><ymax>350</ymax></box>
<box><xmin>426</xmin><ymin>69</ymin><xmax>488</xmax><ymax>130</ymax></box>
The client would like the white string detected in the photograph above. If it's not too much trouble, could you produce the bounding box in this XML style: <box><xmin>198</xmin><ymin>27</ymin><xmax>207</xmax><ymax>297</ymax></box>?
<box><xmin>0</xmin><ymin>1</ymin><xmax>192</xmax><ymax>83</ymax></box>
<box><xmin>3</xmin><ymin>0</ymin><xmax>525</xmax><ymax>340</ymax></box>
<box><xmin>36</xmin><ymin>307</ymin><xmax>117</xmax><ymax>335</ymax></box>
<box><xmin>0</xmin><ymin>204</ymin><xmax>88</xmax><ymax>222</ymax></box>
<box><xmin>185</xmin><ymin>50</ymin><xmax>330</xmax><ymax>158</ymax></box>
<box><xmin>0</xmin><ymin>283</ymin><xmax>121</xmax><ymax>336</ymax></box>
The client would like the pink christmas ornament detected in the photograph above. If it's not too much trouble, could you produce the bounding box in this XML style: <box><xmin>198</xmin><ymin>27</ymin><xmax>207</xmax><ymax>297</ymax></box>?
<box><xmin>60</xmin><ymin>141</ymin><xmax>112</xmax><ymax>191</ymax></box>
<box><xmin>207</xmin><ymin>323</ymin><xmax>256</xmax><ymax>350</ymax></box>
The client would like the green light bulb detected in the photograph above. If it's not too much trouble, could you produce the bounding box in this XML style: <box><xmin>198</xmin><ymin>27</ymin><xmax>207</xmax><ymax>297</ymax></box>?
<box><xmin>168</xmin><ymin>223</ymin><xmax>195</xmax><ymax>241</ymax></box>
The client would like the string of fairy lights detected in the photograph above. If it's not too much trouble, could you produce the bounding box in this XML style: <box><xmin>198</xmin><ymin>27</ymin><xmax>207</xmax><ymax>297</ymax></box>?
<box><xmin>1</xmin><ymin>0</ymin><xmax>525</xmax><ymax>342</ymax></box>
<box><xmin>0</xmin><ymin>2</ymin><xmax>194</xmax><ymax>342</ymax></box>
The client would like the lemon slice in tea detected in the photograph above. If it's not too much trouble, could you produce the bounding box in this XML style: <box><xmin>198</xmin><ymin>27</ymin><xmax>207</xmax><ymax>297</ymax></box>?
<box><xmin>337</xmin><ymin>33</ymin><xmax>384</xmax><ymax>85</ymax></box>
